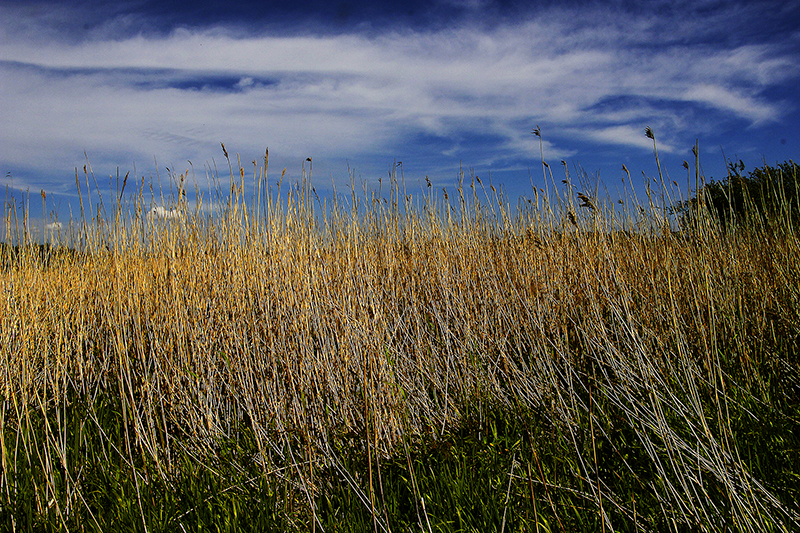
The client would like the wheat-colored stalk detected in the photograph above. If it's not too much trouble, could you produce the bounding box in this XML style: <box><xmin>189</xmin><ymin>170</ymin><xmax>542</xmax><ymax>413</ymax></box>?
<box><xmin>1</xmin><ymin>151</ymin><xmax>798</xmax><ymax>530</ymax></box>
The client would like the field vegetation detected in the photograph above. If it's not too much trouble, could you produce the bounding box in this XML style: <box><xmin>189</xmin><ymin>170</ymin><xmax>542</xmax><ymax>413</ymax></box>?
<box><xmin>1</xmin><ymin>142</ymin><xmax>799</xmax><ymax>532</ymax></box>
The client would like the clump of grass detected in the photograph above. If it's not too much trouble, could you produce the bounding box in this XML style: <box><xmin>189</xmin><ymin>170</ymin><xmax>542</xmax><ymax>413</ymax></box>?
<box><xmin>1</xmin><ymin>141</ymin><xmax>799</xmax><ymax>532</ymax></box>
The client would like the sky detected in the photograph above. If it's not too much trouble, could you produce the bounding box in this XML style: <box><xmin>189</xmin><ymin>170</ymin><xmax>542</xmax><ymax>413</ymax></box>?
<box><xmin>1</xmin><ymin>0</ymin><xmax>799</xmax><ymax>228</ymax></box>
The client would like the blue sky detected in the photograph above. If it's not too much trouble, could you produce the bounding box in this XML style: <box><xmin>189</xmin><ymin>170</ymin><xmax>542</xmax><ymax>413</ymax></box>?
<box><xmin>1</xmin><ymin>0</ymin><xmax>799</xmax><ymax>226</ymax></box>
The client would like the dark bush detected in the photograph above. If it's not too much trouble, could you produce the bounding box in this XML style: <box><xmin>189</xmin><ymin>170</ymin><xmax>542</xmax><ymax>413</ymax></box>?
<box><xmin>675</xmin><ymin>160</ymin><xmax>799</xmax><ymax>230</ymax></box>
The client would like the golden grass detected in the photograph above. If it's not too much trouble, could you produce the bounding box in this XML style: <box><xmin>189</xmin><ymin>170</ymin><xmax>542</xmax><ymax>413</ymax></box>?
<box><xmin>1</xmin><ymin>157</ymin><xmax>799</xmax><ymax>529</ymax></box>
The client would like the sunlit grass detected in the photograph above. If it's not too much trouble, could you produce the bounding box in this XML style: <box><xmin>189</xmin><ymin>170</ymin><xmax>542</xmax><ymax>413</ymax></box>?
<box><xmin>1</xmin><ymin>146</ymin><xmax>799</xmax><ymax>532</ymax></box>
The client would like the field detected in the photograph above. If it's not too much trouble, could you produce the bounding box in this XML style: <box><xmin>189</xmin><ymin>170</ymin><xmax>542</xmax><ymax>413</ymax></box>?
<box><xmin>1</xmin><ymin>152</ymin><xmax>799</xmax><ymax>532</ymax></box>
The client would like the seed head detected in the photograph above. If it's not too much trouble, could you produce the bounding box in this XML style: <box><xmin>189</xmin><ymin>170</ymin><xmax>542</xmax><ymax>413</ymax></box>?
<box><xmin>577</xmin><ymin>192</ymin><xmax>596</xmax><ymax>210</ymax></box>
<box><xmin>568</xmin><ymin>210</ymin><xmax>577</xmax><ymax>227</ymax></box>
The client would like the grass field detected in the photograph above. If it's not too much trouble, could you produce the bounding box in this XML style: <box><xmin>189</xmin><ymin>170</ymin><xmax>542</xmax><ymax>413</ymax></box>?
<box><xmin>1</xmin><ymin>150</ymin><xmax>799</xmax><ymax>532</ymax></box>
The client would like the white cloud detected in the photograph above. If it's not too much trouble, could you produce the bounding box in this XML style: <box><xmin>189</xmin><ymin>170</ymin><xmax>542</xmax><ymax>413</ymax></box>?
<box><xmin>583</xmin><ymin>125</ymin><xmax>673</xmax><ymax>152</ymax></box>
<box><xmin>235</xmin><ymin>77</ymin><xmax>254</xmax><ymax>89</ymax></box>
<box><xmin>682</xmin><ymin>84</ymin><xmax>781</xmax><ymax>125</ymax></box>
<box><xmin>150</xmin><ymin>205</ymin><xmax>183</xmax><ymax>220</ymax></box>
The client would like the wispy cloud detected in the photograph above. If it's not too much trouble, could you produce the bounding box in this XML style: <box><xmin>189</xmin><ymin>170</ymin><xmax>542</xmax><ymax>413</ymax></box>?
<box><xmin>682</xmin><ymin>84</ymin><xmax>782</xmax><ymax>125</ymax></box>
<box><xmin>584</xmin><ymin>125</ymin><xmax>671</xmax><ymax>152</ymax></box>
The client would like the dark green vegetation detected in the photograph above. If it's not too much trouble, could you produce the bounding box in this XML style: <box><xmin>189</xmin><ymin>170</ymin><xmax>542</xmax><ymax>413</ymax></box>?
<box><xmin>1</xmin><ymin>150</ymin><xmax>799</xmax><ymax>532</ymax></box>
<box><xmin>675</xmin><ymin>159</ymin><xmax>800</xmax><ymax>231</ymax></box>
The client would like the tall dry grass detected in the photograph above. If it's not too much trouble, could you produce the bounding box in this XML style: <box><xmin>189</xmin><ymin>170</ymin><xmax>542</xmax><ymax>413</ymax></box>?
<box><xmin>1</xmin><ymin>150</ymin><xmax>798</xmax><ymax>531</ymax></box>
